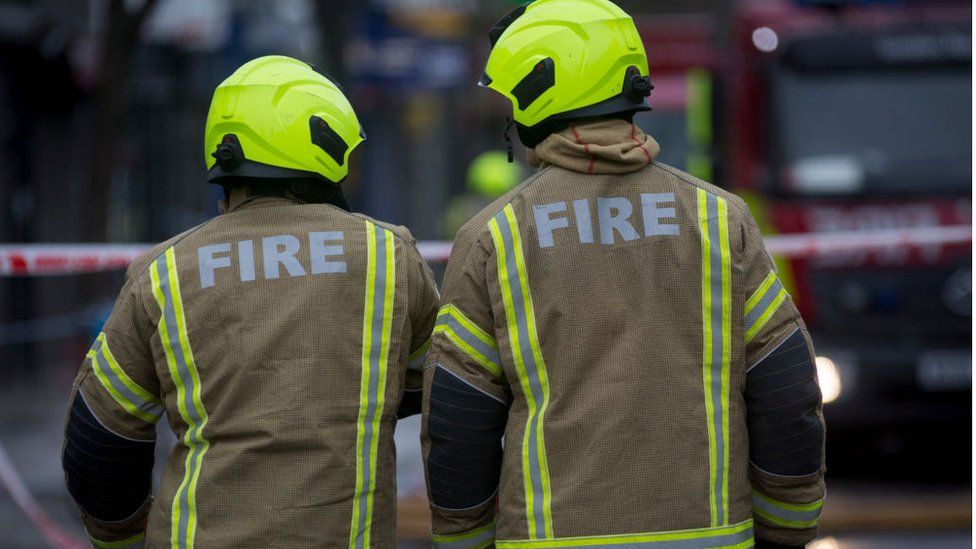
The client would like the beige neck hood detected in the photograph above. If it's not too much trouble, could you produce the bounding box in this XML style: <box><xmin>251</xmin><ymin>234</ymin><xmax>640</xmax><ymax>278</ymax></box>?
<box><xmin>530</xmin><ymin>119</ymin><xmax>661</xmax><ymax>175</ymax></box>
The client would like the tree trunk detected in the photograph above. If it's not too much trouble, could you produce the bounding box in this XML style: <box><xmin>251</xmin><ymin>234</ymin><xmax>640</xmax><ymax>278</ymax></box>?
<box><xmin>85</xmin><ymin>0</ymin><xmax>158</xmax><ymax>242</ymax></box>
<box><xmin>313</xmin><ymin>0</ymin><xmax>355</xmax><ymax>84</ymax></box>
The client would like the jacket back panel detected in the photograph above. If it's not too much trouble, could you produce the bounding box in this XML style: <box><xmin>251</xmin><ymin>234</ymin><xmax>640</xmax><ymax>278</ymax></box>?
<box><xmin>139</xmin><ymin>201</ymin><xmax>411</xmax><ymax>548</ymax></box>
<box><xmin>488</xmin><ymin>164</ymin><xmax>752</xmax><ymax>539</ymax></box>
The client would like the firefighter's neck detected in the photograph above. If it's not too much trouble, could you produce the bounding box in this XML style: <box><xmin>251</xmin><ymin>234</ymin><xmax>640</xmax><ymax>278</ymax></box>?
<box><xmin>219</xmin><ymin>181</ymin><xmax>351</xmax><ymax>213</ymax></box>
<box><xmin>220</xmin><ymin>184</ymin><xmax>299</xmax><ymax>213</ymax></box>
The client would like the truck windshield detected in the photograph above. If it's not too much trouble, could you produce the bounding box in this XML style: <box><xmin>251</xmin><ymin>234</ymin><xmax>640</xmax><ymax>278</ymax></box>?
<box><xmin>771</xmin><ymin>66</ymin><xmax>971</xmax><ymax>197</ymax></box>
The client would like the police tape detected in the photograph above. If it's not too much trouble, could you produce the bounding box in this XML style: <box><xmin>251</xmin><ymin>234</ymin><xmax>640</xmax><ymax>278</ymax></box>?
<box><xmin>0</xmin><ymin>439</ymin><xmax>87</xmax><ymax>549</ymax></box>
<box><xmin>0</xmin><ymin>225</ymin><xmax>971</xmax><ymax>276</ymax></box>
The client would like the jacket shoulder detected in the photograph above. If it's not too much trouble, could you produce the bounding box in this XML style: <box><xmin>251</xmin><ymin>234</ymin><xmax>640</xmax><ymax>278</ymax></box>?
<box><xmin>649</xmin><ymin>162</ymin><xmax>750</xmax><ymax>219</ymax></box>
<box><xmin>454</xmin><ymin>165</ymin><xmax>557</xmax><ymax>248</ymax></box>
<box><xmin>124</xmin><ymin>221</ymin><xmax>213</xmax><ymax>281</ymax></box>
<box><xmin>349</xmin><ymin>212</ymin><xmax>423</xmax><ymax>255</ymax></box>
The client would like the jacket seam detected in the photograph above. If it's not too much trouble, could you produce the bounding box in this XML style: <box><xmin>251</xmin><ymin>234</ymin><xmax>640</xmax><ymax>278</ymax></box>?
<box><xmin>429</xmin><ymin>488</ymin><xmax>499</xmax><ymax>512</ymax></box>
<box><xmin>750</xmin><ymin>460</ymin><xmax>824</xmax><ymax>481</ymax></box>
<box><xmin>436</xmin><ymin>364</ymin><xmax>510</xmax><ymax>405</ymax></box>
<box><xmin>350</xmin><ymin>212</ymin><xmax>416</xmax><ymax>250</ymax></box>
<box><xmin>746</xmin><ymin>326</ymin><xmax>801</xmax><ymax>373</ymax></box>
<box><xmin>79</xmin><ymin>497</ymin><xmax>152</xmax><ymax>528</ymax></box>
<box><xmin>75</xmin><ymin>390</ymin><xmax>156</xmax><ymax>443</ymax></box>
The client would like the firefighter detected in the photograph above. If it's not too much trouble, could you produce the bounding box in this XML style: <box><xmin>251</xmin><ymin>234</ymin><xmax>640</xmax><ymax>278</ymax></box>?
<box><xmin>61</xmin><ymin>56</ymin><xmax>439</xmax><ymax>548</ymax></box>
<box><xmin>441</xmin><ymin>151</ymin><xmax>524</xmax><ymax>238</ymax></box>
<box><xmin>421</xmin><ymin>1</ymin><xmax>825</xmax><ymax>548</ymax></box>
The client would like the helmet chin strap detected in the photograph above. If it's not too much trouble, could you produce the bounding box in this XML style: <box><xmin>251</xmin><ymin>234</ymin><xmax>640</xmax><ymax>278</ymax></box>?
<box><xmin>504</xmin><ymin>116</ymin><xmax>516</xmax><ymax>163</ymax></box>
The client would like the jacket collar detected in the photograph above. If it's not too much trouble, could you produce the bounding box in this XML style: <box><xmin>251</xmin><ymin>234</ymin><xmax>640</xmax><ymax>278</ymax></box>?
<box><xmin>218</xmin><ymin>187</ymin><xmax>304</xmax><ymax>214</ymax></box>
<box><xmin>529</xmin><ymin>119</ymin><xmax>660</xmax><ymax>175</ymax></box>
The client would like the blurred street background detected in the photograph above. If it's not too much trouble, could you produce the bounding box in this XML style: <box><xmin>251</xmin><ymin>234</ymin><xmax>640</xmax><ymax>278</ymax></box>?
<box><xmin>0</xmin><ymin>0</ymin><xmax>971</xmax><ymax>547</ymax></box>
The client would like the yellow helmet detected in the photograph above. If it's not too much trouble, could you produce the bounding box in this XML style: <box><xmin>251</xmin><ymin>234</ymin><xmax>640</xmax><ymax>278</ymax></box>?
<box><xmin>480</xmin><ymin>0</ymin><xmax>651</xmax><ymax>146</ymax></box>
<box><xmin>467</xmin><ymin>151</ymin><xmax>524</xmax><ymax>197</ymax></box>
<box><xmin>204</xmin><ymin>55</ymin><xmax>365</xmax><ymax>184</ymax></box>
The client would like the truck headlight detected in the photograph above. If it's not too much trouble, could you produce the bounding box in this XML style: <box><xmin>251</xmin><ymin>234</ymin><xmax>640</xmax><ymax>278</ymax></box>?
<box><xmin>815</xmin><ymin>356</ymin><xmax>842</xmax><ymax>404</ymax></box>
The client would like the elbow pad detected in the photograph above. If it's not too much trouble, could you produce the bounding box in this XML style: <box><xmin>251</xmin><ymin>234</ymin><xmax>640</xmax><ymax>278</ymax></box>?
<box><xmin>745</xmin><ymin>330</ymin><xmax>823</xmax><ymax>476</ymax></box>
<box><xmin>62</xmin><ymin>394</ymin><xmax>155</xmax><ymax>521</ymax></box>
<box><xmin>427</xmin><ymin>366</ymin><xmax>507</xmax><ymax>509</ymax></box>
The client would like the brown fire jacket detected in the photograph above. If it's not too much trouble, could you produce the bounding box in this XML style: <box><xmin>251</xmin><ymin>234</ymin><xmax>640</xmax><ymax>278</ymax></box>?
<box><xmin>422</xmin><ymin>120</ymin><xmax>826</xmax><ymax>549</ymax></box>
<box><xmin>62</xmin><ymin>191</ymin><xmax>439</xmax><ymax>548</ymax></box>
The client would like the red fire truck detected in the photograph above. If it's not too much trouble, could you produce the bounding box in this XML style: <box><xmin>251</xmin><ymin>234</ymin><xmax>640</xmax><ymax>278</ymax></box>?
<box><xmin>641</xmin><ymin>0</ymin><xmax>972</xmax><ymax>476</ymax></box>
<box><xmin>733</xmin><ymin>0</ymin><xmax>971</xmax><ymax>476</ymax></box>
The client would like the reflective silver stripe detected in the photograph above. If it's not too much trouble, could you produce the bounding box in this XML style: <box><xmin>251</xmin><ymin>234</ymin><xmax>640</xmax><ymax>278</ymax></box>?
<box><xmin>407</xmin><ymin>340</ymin><xmax>429</xmax><ymax>371</ymax></box>
<box><xmin>350</xmin><ymin>224</ymin><xmax>395</xmax><ymax>549</ymax></box>
<box><xmin>745</xmin><ymin>277</ymin><xmax>785</xmax><ymax>332</ymax></box>
<box><xmin>89</xmin><ymin>337</ymin><xmax>163</xmax><ymax>421</ymax></box>
<box><xmin>706</xmin><ymin>193</ymin><xmax>725</xmax><ymax>525</ymax></box>
<box><xmin>492</xmin><ymin>208</ymin><xmax>552</xmax><ymax>539</ymax></box>
<box><xmin>154</xmin><ymin>252</ymin><xmax>208</xmax><ymax>549</ymax></box>
<box><xmin>496</xmin><ymin>522</ymin><xmax>753</xmax><ymax>549</ymax></box>
<box><xmin>433</xmin><ymin>521</ymin><xmax>497</xmax><ymax>549</ymax></box>
<box><xmin>435</xmin><ymin>311</ymin><xmax>503</xmax><ymax>374</ymax></box>
<box><xmin>752</xmin><ymin>491</ymin><xmax>823</xmax><ymax>526</ymax></box>
<box><xmin>700</xmin><ymin>191</ymin><xmax>730</xmax><ymax>526</ymax></box>
<box><xmin>407</xmin><ymin>353</ymin><xmax>427</xmax><ymax>371</ymax></box>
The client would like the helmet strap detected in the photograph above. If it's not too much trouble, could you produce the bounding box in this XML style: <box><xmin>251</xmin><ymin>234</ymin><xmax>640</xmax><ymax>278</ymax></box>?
<box><xmin>504</xmin><ymin>116</ymin><xmax>516</xmax><ymax>163</ymax></box>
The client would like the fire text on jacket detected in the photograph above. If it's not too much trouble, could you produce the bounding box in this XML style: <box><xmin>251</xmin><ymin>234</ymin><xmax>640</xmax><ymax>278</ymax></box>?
<box><xmin>533</xmin><ymin>193</ymin><xmax>679</xmax><ymax>248</ymax></box>
<box><xmin>198</xmin><ymin>232</ymin><xmax>346</xmax><ymax>288</ymax></box>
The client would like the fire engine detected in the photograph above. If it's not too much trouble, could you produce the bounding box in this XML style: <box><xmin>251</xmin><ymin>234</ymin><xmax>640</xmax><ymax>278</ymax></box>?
<box><xmin>641</xmin><ymin>0</ymin><xmax>972</xmax><ymax>476</ymax></box>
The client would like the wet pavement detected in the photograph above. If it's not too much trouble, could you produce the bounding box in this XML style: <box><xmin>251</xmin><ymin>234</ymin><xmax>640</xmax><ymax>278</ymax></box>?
<box><xmin>0</xmin><ymin>380</ymin><xmax>969</xmax><ymax>548</ymax></box>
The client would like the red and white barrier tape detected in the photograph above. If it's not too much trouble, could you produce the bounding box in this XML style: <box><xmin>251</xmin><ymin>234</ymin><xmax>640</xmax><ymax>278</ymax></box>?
<box><xmin>0</xmin><ymin>440</ymin><xmax>86</xmax><ymax>549</ymax></box>
<box><xmin>0</xmin><ymin>225</ymin><xmax>970</xmax><ymax>276</ymax></box>
<box><xmin>762</xmin><ymin>225</ymin><xmax>971</xmax><ymax>259</ymax></box>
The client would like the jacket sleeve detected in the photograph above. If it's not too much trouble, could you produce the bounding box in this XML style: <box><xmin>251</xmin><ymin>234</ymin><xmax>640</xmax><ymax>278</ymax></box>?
<box><xmin>738</xmin><ymin>209</ymin><xmax>826</xmax><ymax>547</ymax></box>
<box><xmin>422</xmin><ymin>225</ymin><xmax>511</xmax><ymax>548</ymax></box>
<box><xmin>399</xmin><ymin>241</ymin><xmax>440</xmax><ymax>419</ymax></box>
<box><xmin>62</xmin><ymin>271</ymin><xmax>161</xmax><ymax>547</ymax></box>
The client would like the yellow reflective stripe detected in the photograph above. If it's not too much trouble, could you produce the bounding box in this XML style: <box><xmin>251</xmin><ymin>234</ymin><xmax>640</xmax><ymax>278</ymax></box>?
<box><xmin>745</xmin><ymin>269</ymin><xmax>790</xmax><ymax>343</ymax></box>
<box><xmin>408</xmin><ymin>338</ymin><xmax>431</xmax><ymax>370</ymax></box>
<box><xmin>98</xmin><ymin>333</ymin><xmax>160</xmax><ymax>405</ymax></box>
<box><xmin>88</xmin><ymin>333</ymin><xmax>162</xmax><ymax>423</ymax></box>
<box><xmin>489</xmin><ymin>215</ymin><xmax>535</xmax><ymax>534</ymax></box>
<box><xmin>349</xmin><ymin>223</ymin><xmax>396</xmax><ymax>549</ymax></box>
<box><xmin>752</xmin><ymin>490</ymin><xmax>823</xmax><ymax>529</ymax></box>
<box><xmin>151</xmin><ymin>247</ymin><xmax>210</xmax><ymax>549</ymax></box>
<box><xmin>507</xmin><ymin>206</ymin><xmax>555</xmax><ymax>540</ymax></box>
<box><xmin>349</xmin><ymin>224</ymin><xmax>376</xmax><ymax>549</ymax></box>
<box><xmin>745</xmin><ymin>289</ymin><xmax>788</xmax><ymax>343</ymax></box>
<box><xmin>434</xmin><ymin>304</ymin><xmax>503</xmax><ymax>377</ymax></box>
<box><xmin>149</xmin><ymin>260</ymin><xmax>188</xmax><ymax>548</ymax></box>
<box><xmin>489</xmin><ymin>205</ymin><xmax>554</xmax><ymax>540</ymax></box>
<box><xmin>697</xmin><ymin>189</ymin><xmax>731</xmax><ymax>526</ymax></box>
<box><xmin>439</xmin><ymin>304</ymin><xmax>497</xmax><ymax>348</ymax></box>
<box><xmin>169</xmin><ymin>248</ymin><xmax>210</xmax><ymax>549</ymax></box>
<box><xmin>753</xmin><ymin>490</ymin><xmax>824</xmax><ymax>512</ymax></box>
<box><xmin>433</xmin><ymin>327</ymin><xmax>504</xmax><ymax>377</ymax></box>
<box><xmin>496</xmin><ymin>519</ymin><xmax>753</xmax><ymax>548</ymax></box>
<box><xmin>746</xmin><ymin>271</ymin><xmax>777</xmax><ymax>313</ymax></box>
<box><xmin>91</xmin><ymin>533</ymin><xmax>145</xmax><ymax>549</ymax></box>
<box><xmin>433</xmin><ymin>519</ymin><xmax>497</xmax><ymax>549</ymax></box>
<box><xmin>697</xmin><ymin>189</ymin><xmax>717</xmax><ymax>526</ymax></box>
<box><xmin>753</xmin><ymin>507</ymin><xmax>819</xmax><ymax>529</ymax></box>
